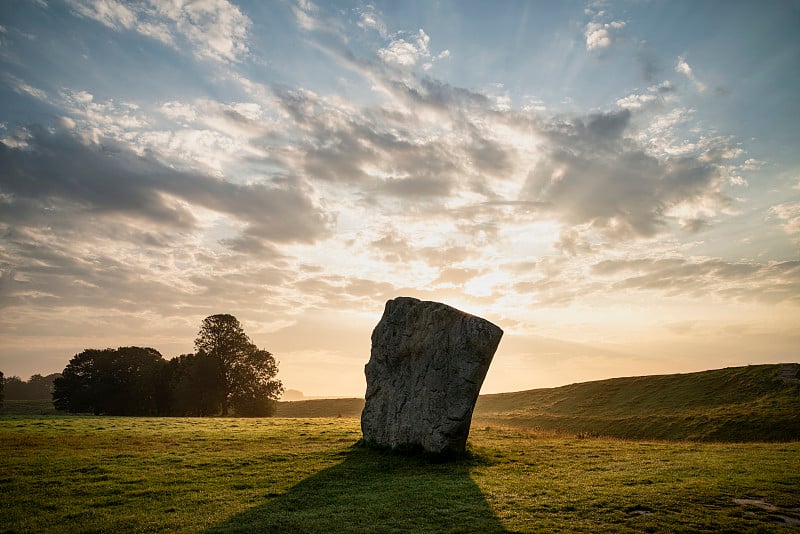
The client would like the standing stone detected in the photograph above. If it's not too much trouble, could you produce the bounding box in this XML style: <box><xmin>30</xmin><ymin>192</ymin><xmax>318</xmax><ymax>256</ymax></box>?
<box><xmin>361</xmin><ymin>297</ymin><xmax>503</xmax><ymax>455</ymax></box>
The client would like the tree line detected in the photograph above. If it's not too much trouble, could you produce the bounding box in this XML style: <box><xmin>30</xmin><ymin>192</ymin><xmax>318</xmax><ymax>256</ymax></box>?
<box><xmin>0</xmin><ymin>371</ymin><xmax>61</xmax><ymax>408</ymax></box>
<box><xmin>1</xmin><ymin>373</ymin><xmax>61</xmax><ymax>400</ymax></box>
<box><xmin>1</xmin><ymin>314</ymin><xmax>283</xmax><ymax>417</ymax></box>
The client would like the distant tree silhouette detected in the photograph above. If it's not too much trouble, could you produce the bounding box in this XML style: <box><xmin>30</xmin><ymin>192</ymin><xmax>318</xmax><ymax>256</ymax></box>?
<box><xmin>195</xmin><ymin>314</ymin><xmax>283</xmax><ymax>416</ymax></box>
<box><xmin>0</xmin><ymin>370</ymin><xmax>4</xmax><ymax>408</ymax></box>
<box><xmin>3</xmin><ymin>373</ymin><xmax>61</xmax><ymax>400</ymax></box>
<box><xmin>53</xmin><ymin>347</ymin><xmax>166</xmax><ymax>415</ymax></box>
<box><xmin>3</xmin><ymin>376</ymin><xmax>25</xmax><ymax>399</ymax></box>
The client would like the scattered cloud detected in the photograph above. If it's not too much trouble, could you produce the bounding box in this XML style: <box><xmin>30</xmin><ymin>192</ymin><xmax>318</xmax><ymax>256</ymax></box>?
<box><xmin>591</xmin><ymin>257</ymin><xmax>800</xmax><ymax>304</ymax></box>
<box><xmin>581</xmin><ymin>2</ymin><xmax>629</xmax><ymax>55</ymax></box>
<box><xmin>4</xmin><ymin>74</ymin><xmax>49</xmax><ymax>102</ymax></box>
<box><xmin>675</xmin><ymin>56</ymin><xmax>706</xmax><ymax>92</ymax></box>
<box><xmin>378</xmin><ymin>28</ymin><xmax>434</xmax><ymax>68</ymax></box>
<box><xmin>378</xmin><ymin>32</ymin><xmax>427</xmax><ymax>67</ymax></box>
<box><xmin>66</xmin><ymin>0</ymin><xmax>251</xmax><ymax>63</ymax></box>
<box><xmin>584</xmin><ymin>20</ymin><xmax>625</xmax><ymax>51</ymax></box>
<box><xmin>0</xmin><ymin>126</ymin><xmax>333</xmax><ymax>247</ymax></box>
<box><xmin>0</xmin><ymin>19</ymin><xmax>764</xmax><ymax>327</ymax></box>
<box><xmin>741</xmin><ymin>158</ymin><xmax>765</xmax><ymax>171</ymax></box>
<box><xmin>356</xmin><ymin>3</ymin><xmax>388</xmax><ymax>38</ymax></box>
<box><xmin>769</xmin><ymin>202</ymin><xmax>800</xmax><ymax>234</ymax></box>
<box><xmin>291</xmin><ymin>0</ymin><xmax>320</xmax><ymax>32</ymax></box>
<box><xmin>521</xmin><ymin>109</ymin><xmax>730</xmax><ymax>239</ymax></box>
<box><xmin>616</xmin><ymin>93</ymin><xmax>657</xmax><ymax>110</ymax></box>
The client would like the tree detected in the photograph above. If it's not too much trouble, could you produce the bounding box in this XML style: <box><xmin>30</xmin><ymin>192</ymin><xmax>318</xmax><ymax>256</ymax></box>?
<box><xmin>229</xmin><ymin>349</ymin><xmax>283</xmax><ymax>416</ymax></box>
<box><xmin>3</xmin><ymin>376</ymin><xmax>26</xmax><ymax>400</ymax></box>
<box><xmin>195</xmin><ymin>314</ymin><xmax>283</xmax><ymax>416</ymax></box>
<box><xmin>53</xmin><ymin>347</ymin><xmax>166</xmax><ymax>415</ymax></box>
<box><xmin>0</xmin><ymin>370</ymin><xmax>4</xmax><ymax>408</ymax></box>
<box><xmin>29</xmin><ymin>374</ymin><xmax>61</xmax><ymax>399</ymax></box>
<box><xmin>167</xmin><ymin>352</ymin><xmax>226</xmax><ymax>416</ymax></box>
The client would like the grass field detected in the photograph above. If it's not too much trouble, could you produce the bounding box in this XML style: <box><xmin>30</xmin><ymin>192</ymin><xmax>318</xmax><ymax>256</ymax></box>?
<box><xmin>2</xmin><ymin>416</ymin><xmax>800</xmax><ymax>533</ymax></box>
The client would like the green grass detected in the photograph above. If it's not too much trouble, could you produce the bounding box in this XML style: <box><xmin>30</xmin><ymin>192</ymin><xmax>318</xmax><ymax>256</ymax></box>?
<box><xmin>2</xmin><ymin>416</ymin><xmax>799</xmax><ymax>532</ymax></box>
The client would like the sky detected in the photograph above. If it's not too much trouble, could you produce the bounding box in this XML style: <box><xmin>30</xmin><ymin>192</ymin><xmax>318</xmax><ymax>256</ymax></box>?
<box><xmin>0</xmin><ymin>0</ymin><xmax>798</xmax><ymax>397</ymax></box>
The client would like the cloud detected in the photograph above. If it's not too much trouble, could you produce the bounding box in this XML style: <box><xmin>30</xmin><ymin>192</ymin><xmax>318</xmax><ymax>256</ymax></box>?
<box><xmin>369</xmin><ymin>230</ymin><xmax>475</xmax><ymax>267</ymax></box>
<box><xmin>257</xmin><ymin>28</ymin><xmax>740</xmax><ymax>251</ymax></box>
<box><xmin>584</xmin><ymin>20</ymin><xmax>625</xmax><ymax>51</ymax></box>
<box><xmin>769</xmin><ymin>202</ymin><xmax>800</xmax><ymax>234</ymax></box>
<box><xmin>5</xmin><ymin>74</ymin><xmax>49</xmax><ymax>101</ymax></box>
<box><xmin>591</xmin><ymin>257</ymin><xmax>800</xmax><ymax>304</ymax></box>
<box><xmin>675</xmin><ymin>56</ymin><xmax>706</xmax><ymax>92</ymax></box>
<box><xmin>291</xmin><ymin>0</ymin><xmax>319</xmax><ymax>31</ymax></box>
<box><xmin>356</xmin><ymin>3</ymin><xmax>388</xmax><ymax>38</ymax></box>
<box><xmin>615</xmin><ymin>81</ymin><xmax>674</xmax><ymax>111</ymax></box>
<box><xmin>66</xmin><ymin>0</ymin><xmax>137</xmax><ymax>30</ymax></box>
<box><xmin>66</xmin><ymin>0</ymin><xmax>251</xmax><ymax>63</ymax></box>
<box><xmin>2</xmin><ymin>10</ymin><xmax>777</xmax><ymax>325</ymax></box>
<box><xmin>61</xmin><ymin>89</ymin><xmax>149</xmax><ymax>138</ymax></box>
<box><xmin>378</xmin><ymin>29</ymin><xmax>431</xmax><ymax>67</ymax></box>
<box><xmin>268</xmin><ymin>85</ymin><xmax>507</xmax><ymax>202</ymax></box>
<box><xmin>521</xmin><ymin>108</ymin><xmax>731</xmax><ymax>239</ymax></box>
<box><xmin>372</xmin><ymin>22</ymin><xmax>449</xmax><ymax>73</ymax></box>
<box><xmin>554</xmin><ymin>228</ymin><xmax>592</xmax><ymax>256</ymax></box>
<box><xmin>0</xmin><ymin>124</ymin><xmax>342</xmax><ymax>338</ymax></box>
<box><xmin>616</xmin><ymin>93</ymin><xmax>657</xmax><ymax>110</ymax></box>
<box><xmin>0</xmin><ymin>127</ymin><xmax>332</xmax><ymax>246</ymax></box>
<box><xmin>377</xmin><ymin>176</ymin><xmax>452</xmax><ymax>198</ymax></box>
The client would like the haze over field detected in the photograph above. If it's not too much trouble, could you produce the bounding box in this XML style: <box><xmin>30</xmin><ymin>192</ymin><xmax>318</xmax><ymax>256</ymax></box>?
<box><xmin>0</xmin><ymin>1</ymin><xmax>798</xmax><ymax>396</ymax></box>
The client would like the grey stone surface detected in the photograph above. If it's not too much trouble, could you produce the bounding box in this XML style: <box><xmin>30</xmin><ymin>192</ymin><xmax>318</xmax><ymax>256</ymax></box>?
<box><xmin>361</xmin><ymin>297</ymin><xmax>503</xmax><ymax>454</ymax></box>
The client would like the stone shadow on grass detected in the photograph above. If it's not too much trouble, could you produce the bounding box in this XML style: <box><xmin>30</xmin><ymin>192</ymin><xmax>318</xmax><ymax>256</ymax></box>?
<box><xmin>206</xmin><ymin>445</ymin><xmax>510</xmax><ymax>533</ymax></box>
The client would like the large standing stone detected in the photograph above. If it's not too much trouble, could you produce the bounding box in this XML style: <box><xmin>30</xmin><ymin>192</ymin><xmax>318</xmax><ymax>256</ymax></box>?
<box><xmin>361</xmin><ymin>297</ymin><xmax>503</xmax><ymax>455</ymax></box>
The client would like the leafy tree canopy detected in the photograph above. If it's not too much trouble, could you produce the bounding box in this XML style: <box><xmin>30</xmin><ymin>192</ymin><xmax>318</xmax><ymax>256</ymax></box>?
<box><xmin>53</xmin><ymin>347</ymin><xmax>165</xmax><ymax>415</ymax></box>
<box><xmin>195</xmin><ymin>314</ymin><xmax>283</xmax><ymax>416</ymax></box>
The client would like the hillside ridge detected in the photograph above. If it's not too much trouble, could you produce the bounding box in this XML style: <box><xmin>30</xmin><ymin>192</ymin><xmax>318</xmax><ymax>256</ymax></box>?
<box><xmin>275</xmin><ymin>363</ymin><xmax>800</xmax><ymax>441</ymax></box>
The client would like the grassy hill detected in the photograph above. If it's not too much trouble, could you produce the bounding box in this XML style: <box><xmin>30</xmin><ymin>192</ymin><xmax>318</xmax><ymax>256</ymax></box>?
<box><xmin>475</xmin><ymin>363</ymin><xmax>800</xmax><ymax>441</ymax></box>
<box><xmin>276</xmin><ymin>364</ymin><xmax>800</xmax><ymax>441</ymax></box>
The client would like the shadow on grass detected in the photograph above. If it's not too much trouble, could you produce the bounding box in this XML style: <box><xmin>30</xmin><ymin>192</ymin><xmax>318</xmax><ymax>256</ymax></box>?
<box><xmin>207</xmin><ymin>445</ymin><xmax>510</xmax><ymax>533</ymax></box>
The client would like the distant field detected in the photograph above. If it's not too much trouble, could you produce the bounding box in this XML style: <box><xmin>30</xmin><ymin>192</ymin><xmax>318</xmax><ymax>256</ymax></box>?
<box><xmin>276</xmin><ymin>397</ymin><xmax>365</xmax><ymax>418</ymax></box>
<box><xmin>0</xmin><ymin>399</ymin><xmax>61</xmax><ymax>416</ymax></box>
<box><xmin>1</xmin><ymin>416</ymin><xmax>799</xmax><ymax>532</ymax></box>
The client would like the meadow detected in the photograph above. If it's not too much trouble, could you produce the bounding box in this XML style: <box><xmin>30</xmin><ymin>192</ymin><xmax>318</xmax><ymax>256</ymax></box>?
<box><xmin>2</xmin><ymin>415</ymin><xmax>799</xmax><ymax>533</ymax></box>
